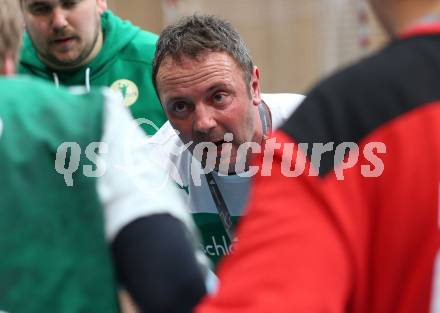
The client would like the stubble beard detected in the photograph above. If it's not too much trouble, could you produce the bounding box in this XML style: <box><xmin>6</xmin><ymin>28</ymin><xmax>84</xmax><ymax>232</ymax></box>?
<box><xmin>37</xmin><ymin>18</ymin><xmax>102</xmax><ymax>70</ymax></box>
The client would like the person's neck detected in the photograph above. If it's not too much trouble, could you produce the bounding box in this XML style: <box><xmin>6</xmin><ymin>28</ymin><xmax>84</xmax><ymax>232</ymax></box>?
<box><xmin>1</xmin><ymin>54</ymin><xmax>17</xmax><ymax>75</ymax></box>
<box><xmin>381</xmin><ymin>1</ymin><xmax>440</xmax><ymax>36</ymax></box>
<box><xmin>238</xmin><ymin>100</ymin><xmax>272</xmax><ymax>174</ymax></box>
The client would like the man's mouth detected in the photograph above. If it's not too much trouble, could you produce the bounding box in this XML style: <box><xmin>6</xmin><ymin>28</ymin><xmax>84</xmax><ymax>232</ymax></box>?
<box><xmin>213</xmin><ymin>140</ymin><xmax>227</xmax><ymax>156</ymax></box>
<box><xmin>214</xmin><ymin>140</ymin><xmax>226</xmax><ymax>147</ymax></box>
<box><xmin>52</xmin><ymin>36</ymin><xmax>76</xmax><ymax>45</ymax></box>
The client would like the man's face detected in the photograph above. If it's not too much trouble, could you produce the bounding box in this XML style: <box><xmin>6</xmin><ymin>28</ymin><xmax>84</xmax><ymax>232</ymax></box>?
<box><xmin>156</xmin><ymin>52</ymin><xmax>262</xmax><ymax>173</ymax></box>
<box><xmin>21</xmin><ymin>0</ymin><xmax>106</xmax><ymax>69</ymax></box>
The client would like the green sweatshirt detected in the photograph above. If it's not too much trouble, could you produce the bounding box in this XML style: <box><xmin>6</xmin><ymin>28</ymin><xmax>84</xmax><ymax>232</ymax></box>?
<box><xmin>0</xmin><ymin>77</ymin><xmax>119</xmax><ymax>313</ymax></box>
<box><xmin>19</xmin><ymin>10</ymin><xmax>166</xmax><ymax>135</ymax></box>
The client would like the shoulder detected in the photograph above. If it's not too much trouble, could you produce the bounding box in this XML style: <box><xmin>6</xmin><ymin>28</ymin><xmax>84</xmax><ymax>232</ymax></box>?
<box><xmin>300</xmin><ymin>36</ymin><xmax>434</xmax><ymax>107</ymax></box>
<box><xmin>103</xmin><ymin>10</ymin><xmax>159</xmax><ymax>63</ymax></box>
<box><xmin>0</xmin><ymin>77</ymin><xmax>107</xmax><ymax>143</ymax></box>
<box><xmin>121</xmin><ymin>29</ymin><xmax>159</xmax><ymax>63</ymax></box>
<box><xmin>148</xmin><ymin>121</ymin><xmax>180</xmax><ymax>146</ymax></box>
<box><xmin>2</xmin><ymin>76</ymin><xmax>103</xmax><ymax>108</ymax></box>
<box><xmin>261</xmin><ymin>93</ymin><xmax>305</xmax><ymax>129</ymax></box>
<box><xmin>147</xmin><ymin>121</ymin><xmax>192</xmax><ymax>187</ymax></box>
<box><xmin>262</xmin><ymin>93</ymin><xmax>305</xmax><ymax>108</ymax></box>
<box><xmin>280</xmin><ymin>36</ymin><xmax>440</xmax><ymax>170</ymax></box>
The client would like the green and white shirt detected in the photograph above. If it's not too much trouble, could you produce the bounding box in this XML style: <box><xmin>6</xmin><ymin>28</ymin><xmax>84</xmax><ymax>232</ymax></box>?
<box><xmin>146</xmin><ymin>93</ymin><xmax>305</xmax><ymax>266</ymax></box>
<box><xmin>0</xmin><ymin>77</ymin><xmax>202</xmax><ymax>313</ymax></box>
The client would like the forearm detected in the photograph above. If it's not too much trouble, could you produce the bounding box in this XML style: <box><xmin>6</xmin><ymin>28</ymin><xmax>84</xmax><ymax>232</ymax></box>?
<box><xmin>112</xmin><ymin>214</ymin><xmax>206</xmax><ymax>313</ymax></box>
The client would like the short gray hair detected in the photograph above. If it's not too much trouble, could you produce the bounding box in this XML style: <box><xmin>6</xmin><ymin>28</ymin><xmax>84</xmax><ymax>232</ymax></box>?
<box><xmin>152</xmin><ymin>14</ymin><xmax>254</xmax><ymax>94</ymax></box>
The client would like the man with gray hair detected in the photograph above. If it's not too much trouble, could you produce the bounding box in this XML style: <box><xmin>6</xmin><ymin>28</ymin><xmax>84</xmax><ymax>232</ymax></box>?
<box><xmin>149</xmin><ymin>14</ymin><xmax>304</xmax><ymax>266</ymax></box>
<box><xmin>0</xmin><ymin>1</ymin><xmax>206</xmax><ymax>312</ymax></box>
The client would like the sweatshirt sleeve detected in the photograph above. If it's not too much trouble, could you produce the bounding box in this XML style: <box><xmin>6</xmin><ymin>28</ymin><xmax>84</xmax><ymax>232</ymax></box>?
<box><xmin>96</xmin><ymin>88</ymin><xmax>197</xmax><ymax>242</ymax></box>
<box><xmin>96</xmin><ymin>88</ymin><xmax>210</xmax><ymax>311</ymax></box>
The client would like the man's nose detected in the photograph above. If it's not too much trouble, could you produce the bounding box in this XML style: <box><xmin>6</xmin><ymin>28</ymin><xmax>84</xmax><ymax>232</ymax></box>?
<box><xmin>51</xmin><ymin>7</ymin><xmax>69</xmax><ymax>31</ymax></box>
<box><xmin>193</xmin><ymin>104</ymin><xmax>216</xmax><ymax>135</ymax></box>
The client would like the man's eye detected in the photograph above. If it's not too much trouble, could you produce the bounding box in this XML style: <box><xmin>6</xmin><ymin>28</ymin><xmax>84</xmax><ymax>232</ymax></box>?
<box><xmin>213</xmin><ymin>93</ymin><xmax>226</xmax><ymax>103</ymax></box>
<box><xmin>62</xmin><ymin>0</ymin><xmax>78</xmax><ymax>9</ymax></box>
<box><xmin>29</xmin><ymin>4</ymin><xmax>52</xmax><ymax>14</ymax></box>
<box><xmin>212</xmin><ymin>92</ymin><xmax>231</xmax><ymax>107</ymax></box>
<box><xmin>174</xmin><ymin>103</ymin><xmax>187</xmax><ymax>113</ymax></box>
<box><xmin>167</xmin><ymin>101</ymin><xmax>193</xmax><ymax>119</ymax></box>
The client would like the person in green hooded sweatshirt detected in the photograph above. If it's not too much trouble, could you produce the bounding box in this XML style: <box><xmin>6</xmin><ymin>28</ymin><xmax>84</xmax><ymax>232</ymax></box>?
<box><xmin>18</xmin><ymin>0</ymin><xmax>166</xmax><ymax>135</ymax></box>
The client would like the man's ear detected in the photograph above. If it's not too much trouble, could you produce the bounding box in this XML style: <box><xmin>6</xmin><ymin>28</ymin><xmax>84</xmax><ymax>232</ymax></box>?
<box><xmin>250</xmin><ymin>66</ymin><xmax>261</xmax><ymax>106</ymax></box>
<box><xmin>1</xmin><ymin>55</ymin><xmax>16</xmax><ymax>76</ymax></box>
<box><xmin>96</xmin><ymin>0</ymin><xmax>107</xmax><ymax>14</ymax></box>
